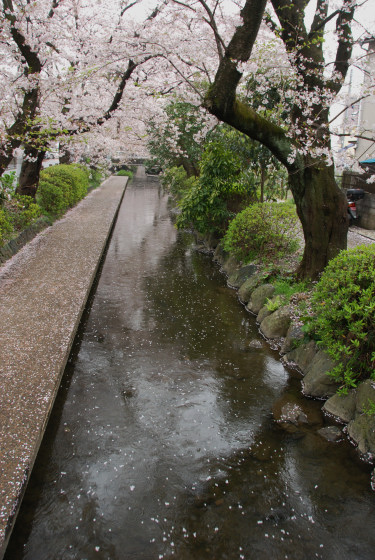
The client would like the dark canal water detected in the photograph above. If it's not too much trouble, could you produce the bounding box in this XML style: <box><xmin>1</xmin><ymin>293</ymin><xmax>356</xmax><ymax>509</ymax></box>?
<box><xmin>5</xmin><ymin>171</ymin><xmax>375</xmax><ymax>560</ymax></box>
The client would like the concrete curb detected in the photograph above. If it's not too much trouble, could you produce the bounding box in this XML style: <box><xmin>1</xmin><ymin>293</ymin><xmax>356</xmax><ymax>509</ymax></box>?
<box><xmin>0</xmin><ymin>176</ymin><xmax>127</xmax><ymax>558</ymax></box>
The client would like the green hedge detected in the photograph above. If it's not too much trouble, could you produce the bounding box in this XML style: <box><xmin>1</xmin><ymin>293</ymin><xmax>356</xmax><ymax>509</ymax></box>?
<box><xmin>37</xmin><ymin>164</ymin><xmax>89</xmax><ymax>216</ymax></box>
<box><xmin>222</xmin><ymin>202</ymin><xmax>300</xmax><ymax>262</ymax></box>
<box><xmin>306</xmin><ymin>244</ymin><xmax>375</xmax><ymax>393</ymax></box>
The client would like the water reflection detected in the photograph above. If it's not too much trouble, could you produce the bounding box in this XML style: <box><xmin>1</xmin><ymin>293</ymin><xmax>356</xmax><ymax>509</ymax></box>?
<box><xmin>5</xmin><ymin>176</ymin><xmax>375</xmax><ymax>560</ymax></box>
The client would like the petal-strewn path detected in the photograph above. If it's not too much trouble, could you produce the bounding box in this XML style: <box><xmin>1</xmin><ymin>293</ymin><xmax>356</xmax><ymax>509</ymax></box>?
<box><xmin>0</xmin><ymin>176</ymin><xmax>127</xmax><ymax>559</ymax></box>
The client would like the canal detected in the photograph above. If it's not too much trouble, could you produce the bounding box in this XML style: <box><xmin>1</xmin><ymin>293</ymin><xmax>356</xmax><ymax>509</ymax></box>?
<box><xmin>5</xmin><ymin>171</ymin><xmax>375</xmax><ymax>559</ymax></box>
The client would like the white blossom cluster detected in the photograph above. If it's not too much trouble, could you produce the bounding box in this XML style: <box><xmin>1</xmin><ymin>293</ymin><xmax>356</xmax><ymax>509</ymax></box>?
<box><xmin>0</xmin><ymin>0</ymin><xmax>373</xmax><ymax>167</ymax></box>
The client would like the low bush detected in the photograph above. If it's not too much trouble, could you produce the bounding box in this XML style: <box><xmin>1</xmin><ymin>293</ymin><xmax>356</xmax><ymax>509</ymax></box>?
<box><xmin>5</xmin><ymin>195</ymin><xmax>42</xmax><ymax>231</ymax></box>
<box><xmin>37</xmin><ymin>180</ymin><xmax>66</xmax><ymax>216</ymax></box>
<box><xmin>222</xmin><ymin>202</ymin><xmax>300</xmax><ymax>262</ymax></box>
<box><xmin>306</xmin><ymin>245</ymin><xmax>375</xmax><ymax>393</ymax></box>
<box><xmin>37</xmin><ymin>164</ymin><xmax>89</xmax><ymax>216</ymax></box>
<box><xmin>0</xmin><ymin>171</ymin><xmax>16</xmax><ymax>204</ymax></box>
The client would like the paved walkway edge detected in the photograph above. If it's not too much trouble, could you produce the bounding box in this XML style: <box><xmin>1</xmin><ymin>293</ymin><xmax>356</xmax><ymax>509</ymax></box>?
<box><xmin>0</xmin><ymin>176</ymin><xmax>127</xmax><ymax>558</ymax></box>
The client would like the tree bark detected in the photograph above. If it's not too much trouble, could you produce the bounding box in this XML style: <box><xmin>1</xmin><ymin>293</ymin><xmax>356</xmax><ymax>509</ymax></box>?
<box><xmin>289</xmin><ymin>162</ymin><xmax>348</xmax><ymax>279</ymax></box>
<box><xmin>59</xmin><ymin>146</ymin><xmax>73</xmax><ymax>165</ymax></box>
<box><xmin>16</xmin><ymin>147</ymin><xmax>46</xmax><ymax>198</ymax></box>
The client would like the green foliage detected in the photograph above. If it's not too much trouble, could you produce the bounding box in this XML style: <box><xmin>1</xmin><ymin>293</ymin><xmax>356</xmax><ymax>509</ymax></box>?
<box><xmin>306</xmin><ymin>245</ymin><xmax>375</xmax><ymax>393</ymax></box>
<box><xmin>5</xmin><ymin>195</ymin><xmax>42</xmax><ymax>231</ymax></box>
<box><xmin>265</xmin><ymin>295</ymin><xmax>283</xmax><ymax>312</ymax></box>
<box><xmin>116</xmin><ymin>169</ymin><xmax>133</xmax><ymax>178</ymax></box>
<box><xmin>363</xmin><ymin>399</ymin><xmax>375</xmax><ymax>416</ymax></box>
<box><xmin>210</xmin><ymin>125</ymin><xmax>288</xmax><ymax>202</ymax></box>
<box><xmin>37</xmin><ymin>164</ymin><xmax>89</xmax><ymax>216</ymax></box>
<box><xmin>0</xmin><ymin>171</ymin><xmax>17</xmax><ymax>204</ymax></box>
<box><xmin>222</xmin><ymin>202</ymin><xmax>300</xmax><ymax>262</ymax></box>
<box><xmin>37</xmin><ymin>179</ymin><xmax>66</xmax><ymax>216</ymax></box>
<box><xmin>89</xmin><ymin>168</ymin><xmax>103</xmax><ymax>188</ymax></box>
<box><xmin>0</xmin><ymin>209</ymin><xmax>13</xmax><ymax>244</ymax></box>
<box><xmin>176</xmin><ymin>141</ymin><xmax>253</xmax><ymax>235</ymax></box>
<box><xmin>160</xmin><ymin>166</ymin><xmax>197</xmax><ymax>200</ymax></box>
<box><xmin>273</xmin><ymin>278</ymin><xmax>308</xmax><ymax>299</ymax></box>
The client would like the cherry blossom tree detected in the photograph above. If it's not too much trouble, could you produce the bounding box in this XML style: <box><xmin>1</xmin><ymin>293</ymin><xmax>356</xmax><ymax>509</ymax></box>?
<box><xmin>152</xmin><ymin>0</ymin><xmax>371</xmax><ymax>278</ymax></box>
<box><xmin>192</xmin><ymin>0</ymin><xmax>364</xmax><ymax>279</ymax></box>
<box><xmin>0</xmin><ymin>0</ymin><xmax>164</xmax><ymax>196</ymax></box>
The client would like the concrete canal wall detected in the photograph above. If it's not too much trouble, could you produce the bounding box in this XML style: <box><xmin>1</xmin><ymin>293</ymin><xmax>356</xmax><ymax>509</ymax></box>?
<box><xmin>0</xmin><ymin>176</ymin><xmax>127</xmax><ymax>559</ymax></box>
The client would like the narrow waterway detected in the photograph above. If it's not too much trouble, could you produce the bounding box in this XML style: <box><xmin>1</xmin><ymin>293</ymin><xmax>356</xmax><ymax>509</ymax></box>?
<box><xmin>6</xmin><ymin>172</ymin><xmax>375</xmax><ymax>560</ymax></box>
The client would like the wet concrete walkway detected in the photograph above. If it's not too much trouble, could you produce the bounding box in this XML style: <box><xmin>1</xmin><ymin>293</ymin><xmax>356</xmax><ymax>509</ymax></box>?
<box><xmin>0</xmin><ymin>176</ymin><xmax>127</xmax><ymax>558</ymax></box>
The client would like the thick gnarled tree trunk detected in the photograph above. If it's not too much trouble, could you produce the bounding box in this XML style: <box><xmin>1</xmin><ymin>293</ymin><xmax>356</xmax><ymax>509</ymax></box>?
<box><xmin>289</xmin><ymin>162</ymin><xmax>348</xmax><ymax>279</ymax></box>
<box><xmin>16</xmin><ymin>147</ymin><xmax>46</xmax><ymax>199</ymax></box>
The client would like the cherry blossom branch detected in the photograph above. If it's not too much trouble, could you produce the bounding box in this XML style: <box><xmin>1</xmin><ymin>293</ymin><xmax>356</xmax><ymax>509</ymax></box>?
<box><xmin>334</xmin><ymin>132</ymin><xmax>375</xmax><ymax>142</ymax></box>
<box><xmin>160</xmin><ymin>54</ymin><xmax>203</xmax><ymax>98</ymax></box>
<box><xmin>195</xmin><ymin>0</ymin><xmax>225</xmax><ymax>60</ymax></box>
<box><xmin>120</xmin><ymin>0</ymin><xmax>141</xmax><ymax>17</ymax></box>
<box><xmin>309</xmin><ymin>9</ymin><xmax>340</xmax><ymax>36</ymax></box>
<box><xmin>328</xmin><ymin>94</ymin><xmax>370</xmax><ymax>125</ymax></box>
<box><xmin>332</xmin><ymin>0</ymin><xmax>356</xmax><ymax>90</ymax></box>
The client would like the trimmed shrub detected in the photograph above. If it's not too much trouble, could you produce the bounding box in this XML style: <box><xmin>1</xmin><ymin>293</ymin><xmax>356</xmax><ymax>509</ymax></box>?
<box><xmin>37</xmin><ymin>164</ymin><xmax>89</xmax><ymax>216</ymax></box>
<box><xmin>306</xmin><ymin>245</ymin><xmax>375</xmax><ymax>393</ymax></box>
<box><xmin>37</xmin><ymin>180</ymin><xmax>66</xmax><ymax>216</ymax></box>
<box><xmin>222</xmin><ymin>202</ymin><xmax>300</xmax><ymax>262</ymax></box>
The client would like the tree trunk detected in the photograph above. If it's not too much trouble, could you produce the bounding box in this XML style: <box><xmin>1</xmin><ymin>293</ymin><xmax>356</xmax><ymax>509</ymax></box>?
<box><xmin>181</xmin><ymin>159</ymin><xmax>199</xmax><ymax>178</ymax></box>
<box><xmin>16</xmin><ymin>147</ymin><xmax>46</xmax><ymax>199</ymax></box>
<box><xmin>290</xmin><ymin>161</ymin><xmax>349</xmax><ymax>279</ymax></box>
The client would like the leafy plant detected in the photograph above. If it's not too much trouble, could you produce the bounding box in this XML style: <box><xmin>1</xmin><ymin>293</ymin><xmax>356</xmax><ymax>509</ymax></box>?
<box><xmin>176</xmin><ymin>141</ymin><xmax>254</xmax><ymax>236</ymax></box>
<box><xmin>6</xmin><ymin>195</ymin><xmax>42</xmax><ymax>231</ymax></box>
<box><xmin>161</xmin><ymin>166</ymin><xmax>198</xmax><ymax>200</ymax></box>
<box><xmin>222</xmin><ymin>202</ymin><xmax>300</xmax><ymax>262</ymax></box>
<box><xmin>209</xmin><ymin>124</ymin><xmax>288</xmax><ymax>202</ymax></box>
<box><xmin>0</xmin><ymin>171</ymin><xmax>17</xmax><ymax>204</ymax></box>
<box><xmin>265</xmin><ymin>295</ymin><xmax>283</xmax><ymax>312</ymax></box>
<box><xmin>147</xmin><ymin>100</ymin><xmax>209</xmax><ymax>176</ymax></box>
<box><xmin>306</xmin><ymin>245</ymin><xmax>375</xmax><ymax>393</ymax></box>
<box><xmin>36</xmin><ymin>180</ymin><xmax>66</xmax><ymax>216</ymax></box>
<box><xmin>363</xmin><ymin>398</ymin><xmax>375</xmax><ymax>416</ymax></box>
<box><xmin>273</xmin><ymin>278</ymin><xmax>308</xmax><ymax>299</ymax></box>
